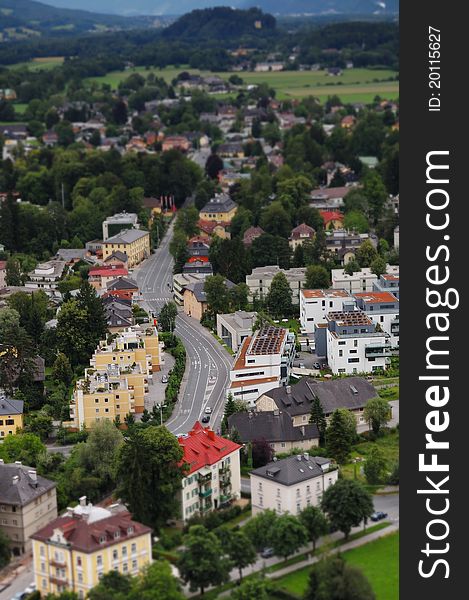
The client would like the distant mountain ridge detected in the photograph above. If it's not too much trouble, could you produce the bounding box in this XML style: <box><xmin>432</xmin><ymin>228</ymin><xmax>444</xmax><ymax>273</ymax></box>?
<box><xmin>41</xmin><ymin>0</ymin><xmax>400</xmax><ymax>17</ymax></box>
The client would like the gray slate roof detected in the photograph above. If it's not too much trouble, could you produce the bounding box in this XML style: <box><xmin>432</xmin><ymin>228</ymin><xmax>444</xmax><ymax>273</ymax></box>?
<box><xmin>251</xmin><ymin>454</ymin><xmax>331</xmax><ymax>486</ymax></box>
<box><xmin>262</xmin><ymin>377</ymin><xmax>377</xmax><ymax>416</ymax></box>
<box><xmin>201</xmin><ymin>193</ymin><xmax>238</xmax><ymax>214</ymax></box>
<box><xmin>228</xmin><ymin>411</ymin><xmax>319</xmax><ymax>444</ymax></box>
<box><xmin>107</xmin><ymin>277</ymin><xmax>138</xmax><ymax>291</ymax></box>
<box><xmin>0</xmin><ymin>396</ymin><xmax>23</xmax><ymax>416</ymax></box>
<box><xmin>0</xmin><ymin>463</ymin><xmax>56</xmax><ymax>506</ymax></box>
<box><xmin>105</xmin><ymin>229</ymin><xmax>149</xmax><ymax>245</ymax></box>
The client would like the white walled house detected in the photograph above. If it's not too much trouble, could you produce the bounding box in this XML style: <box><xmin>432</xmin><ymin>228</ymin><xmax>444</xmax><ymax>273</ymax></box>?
<box><xmin>353</xmin><ymin>291</ymin><xmax>399</xmax><ymax>346</ymax></box>
<box><xmin>216</xmin><ymin>311</ymin><xmax>257</xmax><ymax>353</ymax></box>
<box><xmin>250</xmin><ymin>453</ymin><xmax>338</xmax><ymax>516</ymax></box>
<box><xmin>315</xmin><ymin>311</ymin><xmax>392</xmax><ymax>375</ymax></box>
<box><xmin>178</xmin><ymin>422</ymin><xmax>241</xmax><ymax>522</ymax></box>
<box><xmin>246</xmin><ymin>266</ymin><xmax>306</xmax><ymax>304</ymax></box>
<box><xmin>25</xmin><ymin>261</ymin><xmax>67</xmax><ymax>292</ymax></box>
<box><xmin>331</xmin><ymin>265</ymin><xmax>399</xmax><ymax>294</ymax></box>
<box><xmin>300</xmin><ymin>289</ymin><xmax>353</xmax><ymax>334</ymax></box>
<box><xmin>227</xmin><ymin>326</ymin><xmax>296</xmax><ymax>407</ymax></box>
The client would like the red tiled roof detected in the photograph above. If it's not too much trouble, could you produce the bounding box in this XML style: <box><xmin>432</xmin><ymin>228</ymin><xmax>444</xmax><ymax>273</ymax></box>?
<box><xmin>31</xmin><ymin>511</ymin><xmax>151</xmax><ymax>554</ymax></box>
<box><xmin>319</xmin><ymin>210</ymin><xmax>344</xmax><ymax>225</ymax></box>
<box><xmin>89</xmin><ymin>266</ymin><xmax>128</xmax><ymax>278</ymax></box>
<box><xmin>302</xmin><ymin>289</ymin><xmax>350</xmax><ymax>299</ymax></box>
<box><xmin>290</xmin><ymin>223</ymin><xmax>315</xmax><ymax>239</ymax></box>
<box><xmin>197</xmin><ymin>220</ymin><xmax>227</xmax><ymax>234</ymax></box>
<box><xmin>179</xmin><ymin>422</ymin><xmax>241</xmax><ymax>475</ymax></box>
<box><xmin>243</xmin><ymin>226</ymin><xmax>264</xmax><ymax>245</ymax></box>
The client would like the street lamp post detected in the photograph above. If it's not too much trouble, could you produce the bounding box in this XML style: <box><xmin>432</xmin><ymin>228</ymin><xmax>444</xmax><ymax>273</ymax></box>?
<box><xmin>155</xmin><ymin>402</ymin><xmax>167</xmax><ymax>426</ymax></box>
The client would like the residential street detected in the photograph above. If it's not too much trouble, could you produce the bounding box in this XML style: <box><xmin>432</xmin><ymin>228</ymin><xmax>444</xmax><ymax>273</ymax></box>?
<box><xmin>134</xmin><ymin>222</ymin><xmax>232</xmax><ymax>436</ymax></box>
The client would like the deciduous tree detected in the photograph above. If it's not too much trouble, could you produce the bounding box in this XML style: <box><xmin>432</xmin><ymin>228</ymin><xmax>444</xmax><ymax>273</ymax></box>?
<box><xmin>321</xmin><ymin>479</ymin><xmax>373</xmax><ymax>539</ymax></box>
<box><xmin>299</xmin><ymin>505</ymin><xmax>329</xmax><ymax>551</ymax></box>
<box><xmin>270</xmin><ymin>514</ymin><xmax>308</xmax><ymax>560</ymax></box>
<box><xmin>363</xmin><ymin>397</ymin><xmax>391</xmax><ymax>434</ymax></box>
<box><xmin>305</xmin><ymin>555</ymin><xmax>375</xmax><ymax>600</ymax></box>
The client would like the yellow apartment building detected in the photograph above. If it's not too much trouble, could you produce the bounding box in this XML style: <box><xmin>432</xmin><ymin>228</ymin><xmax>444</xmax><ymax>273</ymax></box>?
<box><xmin>199</xmin><ymin>193</ymin><xmax>238</xmax><ymax>223</ymax></box>
<box><xmin>31</xmin><ymin>498</ymin><xmax>152</xmax><ymax>599</ymax></box>
<box><xmin>102</xmin><ymin>229</ymin><xmax>150</xmax><ymax>268</ymax></box>
<box><xmin>0</xmin><ymin>396</ymin><xmax>24</xmax><ymax>438</ymax></box>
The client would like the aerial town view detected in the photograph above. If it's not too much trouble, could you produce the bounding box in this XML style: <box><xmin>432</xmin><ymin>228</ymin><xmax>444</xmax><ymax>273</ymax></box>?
<box><xmin>0</xmin><ymin>1</ymin><xmax>399</xmax><ymax>599</ymax></box>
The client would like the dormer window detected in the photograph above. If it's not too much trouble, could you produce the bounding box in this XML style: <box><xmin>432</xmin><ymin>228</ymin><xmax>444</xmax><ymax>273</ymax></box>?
<box><xmin>127</xmin><ymin>526</ymin><xmax>134</xmax><ymax>535</ymax></box>
<box><xmin>114</xmin><ymin>531</ymin><xmax>120</xmax><ymax>539</ymax></box>
<box><xmin>99</xmin><ymin>536</ymin><xmax>106</xmax><ymax>544</ymax></box>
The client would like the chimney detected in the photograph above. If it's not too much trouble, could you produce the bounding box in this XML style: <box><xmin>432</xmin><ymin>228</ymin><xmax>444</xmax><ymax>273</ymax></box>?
<box><xmin>28</xmin><ymin>470</ymin><xmax>37</xmax><ymax>482</ymax></box>
<box><xmin>79</xmin><ymin>496</ymin><xmax>87</xmax><ymax>507</ymax></box>
<box><xmin>273</xmin><ymin>409</ymin><xmax>279</xmax><ymax>417</ymax></box>
<box><xmin>297</xmin><ymin>455</ymin><xmax>302</xmax><ymax>462</ymax></box>
<box><xmin>207</xmin><ymin>429</ymin><xmax>215</xmax><ymax>440</ymax></box>
<box><xmin>301</xmin><ymin>426</ymin><xmax>305</xmax><ymax>437</ymax></box>
<box><xmin>14</xmin><ymin>460</ymin><xmax>22</xmax><ymax>466</ymax></box>
<box><xmin>12</xmin><ymin>475</ymin><xmax>19</xmax><ymax>485</ymax></box>
<box><xmin>303</xmin><ymin>452</ymin><xmax>309</xmax><ymax>460</ymax></box>
<box><xmin>286</xmin><ymin>385</ymin><xmax>292</xmax><ymax>395</ymax></box>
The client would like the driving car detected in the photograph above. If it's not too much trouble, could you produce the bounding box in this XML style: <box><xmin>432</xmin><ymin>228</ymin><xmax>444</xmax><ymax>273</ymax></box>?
<box><xmin>161</xmin><ymin>375</ymin><xmax>168</xmax><ymax>383</ymax></box>
<box><xmin>204</xmin><ymin>406</ymin><xmax>212</xmax><ymax>414</ymax></box>
<box><xmin>201</xmin><ymin>415</ymin><xmax>210</xmax><ymax>423</ymax></box>
<box><xmin>370</xmin><ymin>511</ymin><xmax>388</xmax><ymax>521</ymax></box>
<box><xmin>260</xmin><ymin>547</ymin><xmax>274</xmax><ymax>558</ymax></box>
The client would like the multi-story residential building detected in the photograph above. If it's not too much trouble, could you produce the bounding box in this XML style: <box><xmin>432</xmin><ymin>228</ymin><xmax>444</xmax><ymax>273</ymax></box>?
<box><xmin>246</xmin><ymin>266</ymin><xmax>307</xmax><ymax>304</ymax></box>
<box><xmin>31</xmin><ymin>498</ymin><xmax>152</xmax><ymax>599</ymax></box>
<box><xmin>256</xmin><ymin>377</ymin><xmax>382</xmax><ymax>429</ymax></box>
<box><xmin>0</xmin><ymin>460</ymin><xmax>57</xmax><ymax>556</ymax></box>
<box><xmin>227</xmin><ymin>326</ymin><xmax>296</xmax><ymax>406</ymax></box>
<box><xmin>25</xmin><ymin>261</ymin><xmax>67</xmax><ymax>293</ymax></box>
<box><xmin>250</xmin><ymin>453</ymin><xmax>338</xmax><ymax>516</ymax></box>
<box><xmin>88</xmin><ymin>265</ymin><xmax>129</xmax><ymax>291</ymax></box>
<box><xmin>68</xmin><ymin>365</ymin><xmax>139</xmax><ymax>429</ymax></box>
<box><xmin>102</xmin><ymin>212</ymin><xmax>139</xmax><ymax>241</ymax></box>
<box><xmin>300</xmin><ymin>289</ymin><xmax>353</xmax><ymax>334</ymax></box>
<box><xmin>315</xmin><ymin>311</ymin><xmax>392</xmax><ymax>375</ymax></box>
<box><xmin>173</xmin><ymin>272</ymin><xmax>209</xmax><ymax>305</ymax></box>
<box><xmin>288</xmin><ymin>223</ymin><xmax>315</xmax><ymax>250</ymax></box>
<box><xmin>373</xmin><ymin>272</ymin><xmax>400</xmax><ymax>299</ymax></box>
<box><xmin>199</xmin><ymin>193</ymin><xmax>238</xmax><ymax>223</ymax></box>
<box><xmin>354</xmin><ymin>291</ymin><xmax>399</xmax><ymax>346</ymax></box>
<box><xmin>331</xmin><ymin>265</ymin><xmax>399</xmax><ymax>294</ymax></box>
<box><xmin>228</xmin><ymin>410</ymin><xmax>319</xmax><ymax>454</ymax></box>
<box><xmin>183</xmin><ymin>282</ymin><xmax>208</xmax><ymax>321</ymax></box>
<box><xmin>325</xmin><ymin>230</ymin><xmax>378</xmax><ymax>265</ymax></box>
<box><xmin>216</xmin><ymin>310</ymin><xmax>257</xmax><ymax>353</ymax></box>
<box><xmin>102</xmin><ymin>229</ymin><xmax>150</xmax><ymax>268</ymax></box>
<box><xmin>0</xmin><ymin>395</ymin><xmax>23</xmax><ymax>438</ymax></box>
<box><xmin>178</xmin><ymin>422</ymin><xmax>241</xmax><ymax>522</ymax></box>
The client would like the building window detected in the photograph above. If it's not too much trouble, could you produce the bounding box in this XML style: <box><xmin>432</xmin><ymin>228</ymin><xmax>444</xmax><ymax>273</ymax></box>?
<box><xmin>77</xmin><ymin>556</ymin><xmax>82</xmax><ymax>567</ymax></box>
<box><xmin>113</xmin><ymin>550</ymin><xmax>118</xmax><ymax>560</ymax></box>
<box><xmin>123</xmin><ymin>563</ymin><xmax>128</xmax><ymax>573</ymax></box>
<box><xmin>259</xmin><ymin>495</ymin><xmax>263</xmax><ymax>506</ymax></box>
<box><xmin>40</xmin><ymin>546</ymin><xmax>45</xmax><ymax>557</ymax></box>
<box><xmin>122</xmin><ymin>546</ymin><xmax>127</xmax><ymax>557</ymax></box>
<box><xmin>132</xmin><ymin>560</ymin><xmax>137</xmax><ymax>570</ymax></box>
<box><xmin>258</xmin><ymin>482</ymin><xmax>262</xmax><ymax>491</ymax></box>
<box><xmin>296</xmin><ymin>502</ymin><xmax>301</xmax><ymax>514</ymax></box>
<box><xmin>97</xmin><ymin>555</ymin><xmax>102</xmax><ymax>566</ymax></box>
<box><xmin>78</xmin><ymin>573</ymin><xmax>83</xmax><ymax>583</ymax></box>
<box><xmin>41</xmin><ymin>562</ymin><xmax>46</xmax><ymax>573</ymax></box>
<box><xmin>42</xmin><ymin>579</ymin><xmax>47</xmax><ymax>590</ymax></box>
<box><xmin>114</xmin><ymin>531</ymin><xmax>120</xmax><ymax>540</ymax></box>
<box><xmin>131</xmin><ymin>543</ymin><xmax>137</xmax><ymax>554</ymax></box>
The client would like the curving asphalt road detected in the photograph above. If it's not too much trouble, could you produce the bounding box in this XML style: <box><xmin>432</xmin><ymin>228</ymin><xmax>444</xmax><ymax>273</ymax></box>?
<box><xmin>134</xmin><ymin>222</ymin><xmax>232</xmax><ymax>436</ymax></box>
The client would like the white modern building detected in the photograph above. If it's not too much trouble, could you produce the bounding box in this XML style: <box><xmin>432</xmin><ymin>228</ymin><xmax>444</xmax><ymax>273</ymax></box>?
<box><xmin>246</xmin><ymin>266</ymin><xmax>307</xmax><ymax>304</ymax></box>
<box><xmin>172</xmin><ymin>272</ymin><xmax>209</xmax><ymax>305</ymax></box>
<box><xmin>354</xmin><ymin>291</ymin><xmax>399</xmax><ymax>346</ymax></box>
<box><xmin>102</xmin><ymin>212</ymin><xmax>139</xmax><ymax>241</ymax></box>
<box><xmin>331</xmin><ymin>265</ymin><xmax>399</xmax><ymax>294</ymax></box>
<box><xmin>250</xmin><ymin>453</ymin><xmax>338</xmax><ymax>516</ymax></box>
<box><xmin>300</xmin><ymin>289</ymin><xmax>353</xmax><ymax>334</ymax></box>
<box><xmin>178</xmin><ymin>422</ymin><xmax>242</xmax><ymax>522</ymax></box>
<box><xmin>25</xmin><ymin>261</ymin><xmax>67</xmax><ymax>292</ymax></box>
<box><xmin>227</xmin><ymin>325</ymin><xmax>296</xmax><ymax>407</ymax></box>
<box><xmin>216</xmin><ymin>310</ymin><xmax>257</xmax><ymax>353</ymax></box>
<box><xmin>315</xmin><ymin>311</ymin><xmax>392</xmax><ymax>375</ymax></box>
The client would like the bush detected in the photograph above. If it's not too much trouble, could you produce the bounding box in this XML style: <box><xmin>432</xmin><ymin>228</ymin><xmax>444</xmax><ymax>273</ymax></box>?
<box><xmin>183</xmin><ymin>504</ymin><xmax>243</xmax><ymax>533</ymax></box>
<box><xmin>158</xmin><ymin>529</ymin><xmax>183</xmax><ymax>550</ymax></box>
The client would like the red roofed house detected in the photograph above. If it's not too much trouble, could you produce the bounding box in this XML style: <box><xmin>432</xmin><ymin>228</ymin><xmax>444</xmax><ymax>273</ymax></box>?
<box><xmin>178</xmin><ymin>422</ymin><xmax>241</xmax><ymax>521</ymax></box>
<box><xmin>242</xmin><ymin>226</ymin><xmax>264</xmax><ymax>247</ymax></box>
<box><xmin>197</xmin><ymin>220</ymin><xmax>230</xmax><ymax>240</ymax></box>
<box><xmin>31</xmin><ymin>497</ymin><xmax>152</xmax><ymax>598</ymax></box>
<box><xmin>319</xmin><ymin>210</ymin><xmax>344</xmax><ymax>230</ymax></box>
<box><xmin>289</xmin><ymin>223</ymin><xmax>316</xmax><ymax>250</ymax></box>
<box><xmin>88</xmin><ymin>265</ymin><xmax>128</xmax><ymax>291</ymax></box>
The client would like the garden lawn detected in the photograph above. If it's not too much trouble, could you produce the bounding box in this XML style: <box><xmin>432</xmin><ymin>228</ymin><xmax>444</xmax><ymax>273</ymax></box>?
<box><xmin>340</xmin><ymin>430</ymin><xmax>399</xmax><ymax>482</ymax></box>
<box><xmin>274</xmin><ymin>531</ymin><xmax>398</xmax><ymax>600</ymax></box>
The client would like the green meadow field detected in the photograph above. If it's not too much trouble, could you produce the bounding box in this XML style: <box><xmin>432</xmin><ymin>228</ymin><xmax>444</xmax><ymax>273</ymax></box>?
<box><xmin>85</xmin><ymin>66</ymin><xmax>399</xmax><ymax>103</ymax></box>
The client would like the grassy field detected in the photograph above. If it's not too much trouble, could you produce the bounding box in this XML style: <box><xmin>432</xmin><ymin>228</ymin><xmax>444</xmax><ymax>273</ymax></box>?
<box><xmin>274</xmin><ymin>531</ymin><xmax>399</xmax><ymax>599</ymax></box>
<box><xmin>11</xmin><ymin>56</ymin><xmax>65</xmax><ymax>71</ymax></box>
<box><xmin>340</xmin><ymin>430</ymin><xmax>399</xmax><ymax>482</ymax></box>
<box><xmin>85</xmin><ymin>66</ymin><xmax>398</xmax><ymax>103</ymax></box>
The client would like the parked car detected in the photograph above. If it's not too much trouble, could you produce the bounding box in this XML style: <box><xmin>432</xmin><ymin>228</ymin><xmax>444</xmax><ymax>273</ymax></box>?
<box><xmin>370</xmin><ymin>511</ymin><xmax>388</xmax><ymax>521</ymax></box>
<box><xmin>299</xmin><ymin>362</ymin><xmax>305</xmax><ymax>369</ymax></box>
<box><xmin>204</xmin><ymin>406</ymin><xmax>212</xmax><ymax>414</ymax></box>
<box><xmin>313</xmin><ymin>362</ymin><xmax>321</xmax><ymax>369</ymax></box>
<box><xmin>260</xmin><ymin>547</ymin><xmax>274</xmax><ymax>558</ymax></box>
<box><xmin>201</xmin><ymin>415</ymin><xmax>210</xmax><ymax>423</ymax></box>
<box><xmin>161</xmin><ymin>375</ymin><xmax>168</xmax><ymax>384</ymax></box>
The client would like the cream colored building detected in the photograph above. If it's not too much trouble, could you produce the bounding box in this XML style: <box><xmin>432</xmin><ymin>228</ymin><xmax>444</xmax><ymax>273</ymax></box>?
<box><xmin>31</xmin><ymin>498</ymin><xmax>152</xmax><ymax>599</ymax></box>
<box><xmin>0</xmin><ymin>461</ymin><xmax>57</xmax><ymax>556</ymax></box>
<box><xmin>250</xmin><ymin>453</ymin><xmax>338</xmax><ymax>516</ymax></box>
<box><xmin>102</xmin><ymin>229</ymin><xmax>150</xmax><ymax>268</ymax></box>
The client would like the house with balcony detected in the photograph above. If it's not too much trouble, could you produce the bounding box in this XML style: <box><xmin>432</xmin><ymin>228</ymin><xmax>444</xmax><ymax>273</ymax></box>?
<box><xmin>353</xmin><ymin>291</ymin><xmax>399</xmax><ymax>346</ymax></box>
<box><xmin>246</xmin><ymin>266</ymin><xmax>307</xmax><ymax>305</ymax></box>
<box><xmin>315</xmin><ymin>311</ymin><xmax>393</xmax><ymax>375</ymax></box>
<box><xmin>25</xmin><ymin>261</ymin><xmax>67</xmax><ymax>293</ymax></box>
<box><xmin>178</xmin><ymin>422</ymin><xmax>241</xmax><ymax>522</ymax></box>
<box><xmin>300</xmin><ymin>289</ymin><xmax>353</xmax><ymax>334</ymax></box>
<box><xmin>373</xmin><ymin>271</ymin><xmax>400</xmax><ymax>299</ymax></box>
<box><xmin>250</xmin><ymin>453</ymin><xmax>338</xmax><ymax>516</ymax></box>
<box><xmin>227</xmin><ymin>325</ymin><xmax>296</xmax><ymax>407</ymax></box>
<box><xmin>216</xmin><ymin>310</ymin><xmax>257</xmax><ymax>353</ymax></box>
<box><xmin>31</xmin><ymin>497</ymin><xmax>152</xmax><ymax>599</ymax></box>
<box><xmin>331</xmin><ymin>265</ymin><xmax>399</xmax><ymax>294</ymax></box>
